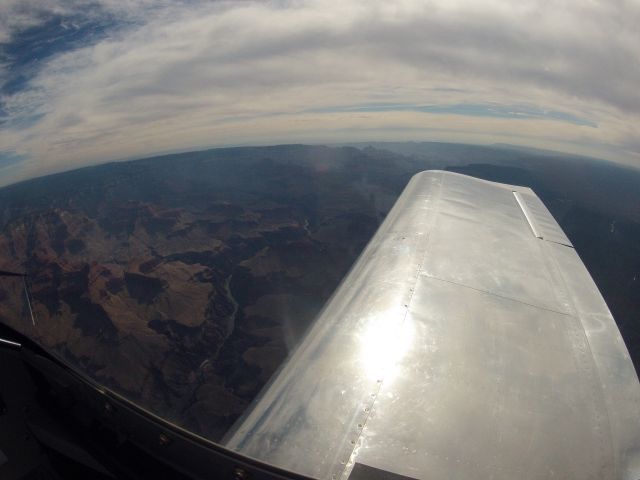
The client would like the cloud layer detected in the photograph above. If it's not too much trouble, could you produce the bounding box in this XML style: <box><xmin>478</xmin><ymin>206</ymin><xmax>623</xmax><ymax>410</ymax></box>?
<box><xmin>1</xmin><ymin>0</ymin><xmax>639</xmax><ymax>185</ymax></box>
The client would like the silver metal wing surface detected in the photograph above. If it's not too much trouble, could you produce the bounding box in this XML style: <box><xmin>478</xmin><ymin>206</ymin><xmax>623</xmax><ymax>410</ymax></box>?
<box><xmin>225</xmin><ymin>171</ymin><xmax>640</xmax><ymax>480</ymax></box>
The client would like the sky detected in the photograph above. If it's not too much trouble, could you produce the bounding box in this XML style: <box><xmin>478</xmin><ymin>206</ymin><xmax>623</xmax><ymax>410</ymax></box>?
<box><xmin>1</xmin><ymin>0</ymin><xmax>639</xmax><ymax>186</ymax></box>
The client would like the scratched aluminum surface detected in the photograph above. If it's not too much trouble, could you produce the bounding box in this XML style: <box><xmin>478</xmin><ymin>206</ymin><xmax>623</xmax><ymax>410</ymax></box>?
<box><xmin>225</xmin><ymin>170</ymin><xmax>640</xmax><ymax>480</ymax></box>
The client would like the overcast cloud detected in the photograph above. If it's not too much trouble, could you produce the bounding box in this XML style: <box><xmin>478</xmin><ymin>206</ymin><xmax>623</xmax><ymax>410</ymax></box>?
<box><xmin>1</xmin><ymin>0</ymin><xmax>639</xmax><ymax>186</ymax></box>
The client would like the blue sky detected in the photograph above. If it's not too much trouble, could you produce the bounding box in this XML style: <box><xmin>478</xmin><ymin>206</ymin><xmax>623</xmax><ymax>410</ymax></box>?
<box><xmin>1</xmin><ymin>0</ymin><xmax>639</xmax><ymax>186</ymax></box>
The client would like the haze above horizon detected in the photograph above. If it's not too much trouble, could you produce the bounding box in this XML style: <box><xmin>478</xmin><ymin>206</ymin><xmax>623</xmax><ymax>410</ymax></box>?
<box><xmin>1</xmin><ymin>0</ymin><xmax>639</xmax><ymax>185</ymax></box>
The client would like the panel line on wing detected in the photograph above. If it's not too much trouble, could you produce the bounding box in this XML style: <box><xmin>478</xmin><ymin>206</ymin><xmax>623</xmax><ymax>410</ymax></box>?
<box><xmin>339</xmin><ymin>171</ymin><xmax>445</xmax><ymax>480</ymax></box>
<box><xmin>536</xmin><ymin>238</ymin><xmax>616</xmax><ymax>473</ymax></box>
<box><xmin>544</xmin><ymin>238</ymin><xmax>574</xmax><ymax>248</ymax></box>
<box><xmin>419</xmin><ymin>273</ymin><xmax>571</xmax><ymax>317</ymax></box>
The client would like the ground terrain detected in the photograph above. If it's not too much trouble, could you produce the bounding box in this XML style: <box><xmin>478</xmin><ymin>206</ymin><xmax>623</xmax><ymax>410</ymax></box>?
<box><xmin>0</xmin><ymin>143</ymin><xmax>638</xmax><ymax>441</ymax></box>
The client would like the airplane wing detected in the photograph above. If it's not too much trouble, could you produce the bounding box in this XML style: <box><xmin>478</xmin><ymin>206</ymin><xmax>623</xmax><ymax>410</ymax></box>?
<box><xmin>225</xmin><ymin>170</ymin><xmax>640</xmax><ymax>480</ymax></box>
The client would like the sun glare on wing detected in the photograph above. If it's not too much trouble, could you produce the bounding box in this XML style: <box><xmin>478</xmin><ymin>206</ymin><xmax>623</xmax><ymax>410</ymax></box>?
<box><xmin>358</xmin><ymin>307</ymin><xmax>415</xmax><ymax>384</ymax></box>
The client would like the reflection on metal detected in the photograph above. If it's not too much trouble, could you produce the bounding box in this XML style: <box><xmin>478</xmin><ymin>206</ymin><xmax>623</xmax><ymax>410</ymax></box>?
<box><xmin>358</xmin><ymin>306</ymin><xmax>413</xmax><ymax>383</ymax></box>
<box><xmin>226</xmin><ymin>171</ymin><xmax>640</xmax><ymax>480</ymax></box>
<box><xmin>348</xmin><ymin>463</ymin><xmax>418</xmax><ymax>480</ymax></box>
<box><xmin>23</xmin><ymin>276</ymin><xmax>37</xmax><ymax>326</ymax></box>
<box><xmin>0</xmin><ymin>269</ymin><xmax>36</xmax><ymax>327</ymax></box>
<box><xmin>512</xmin><ymin>191</ymin><xmax>542</xmax><ymax>239</ymax></box>
<box><xmin>0</xmin><ymin>337</ymin><xmax>21</xmax><ymax>348</ymax></box>
<box><xmin>233</xmin><ymin>467</ymin><xmax>249</xmax><ymax>480</ymax></box>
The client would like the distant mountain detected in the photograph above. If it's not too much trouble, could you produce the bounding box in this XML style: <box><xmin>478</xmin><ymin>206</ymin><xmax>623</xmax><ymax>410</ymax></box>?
<box><xmin>0</xmin><ymin>143</ymin><xmax>638</xmax><ymax>442</ymax></box>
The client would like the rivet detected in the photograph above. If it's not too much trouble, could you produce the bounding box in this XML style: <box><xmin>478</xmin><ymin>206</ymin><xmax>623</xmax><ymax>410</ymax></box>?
<box><xmin>158</xmin><ymin>433</ymin><xmax>171</xmax><ymax>446</ymax></box>
<box><xmin>233</xmin><ymin>467</ymin><xmax>249</xmax><ymax>480</ymax></box>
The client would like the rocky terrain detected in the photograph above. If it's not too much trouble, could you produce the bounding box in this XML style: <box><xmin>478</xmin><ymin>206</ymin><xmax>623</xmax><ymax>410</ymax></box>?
<box><xmin>0</xmin><ymin>143</ymin><xmax>638</xmax><ymax>442</ymax></box>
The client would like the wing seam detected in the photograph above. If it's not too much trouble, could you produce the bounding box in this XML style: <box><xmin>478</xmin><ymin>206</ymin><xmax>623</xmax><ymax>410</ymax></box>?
<box><xmin>338</xmin><ymin>171</ymin><xmax>445</xmax><ymax>480</ymax></box>
<box><xmin>539</xmin><ymin>239</ymin><xmax>617</xmax><ymax>477</ymax></box>
<box><xmin>419</xmin><ymin>273</ymin><xmax>571</xmax><ymax>317</ymax></box>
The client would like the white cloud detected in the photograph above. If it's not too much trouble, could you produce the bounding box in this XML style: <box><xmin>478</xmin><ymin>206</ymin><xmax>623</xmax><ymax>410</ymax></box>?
<box><xmin>1</xmin><ymin>0</ymin><xmax>639</xmax><ymax>185</ymax></box>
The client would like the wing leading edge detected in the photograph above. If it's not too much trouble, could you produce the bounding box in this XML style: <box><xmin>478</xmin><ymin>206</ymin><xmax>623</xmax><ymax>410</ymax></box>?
<box><xmin>225</xmin><ymin>171</ymin><xmax>640</xmax><ymax>480</ymax></box>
